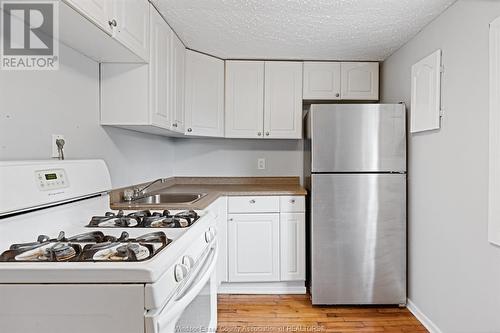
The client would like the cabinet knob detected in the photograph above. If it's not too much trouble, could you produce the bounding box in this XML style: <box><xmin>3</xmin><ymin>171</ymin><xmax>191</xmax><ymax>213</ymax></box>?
<box><xmin>335</xmin><ymin>93</ymin><xmax>340</xmax><ymax>98</ymax></box>
<box><xmin>249</xmin><ymin>199</ymin><xmax>256</xmax><ymax>204</ymax></box>
<box><xmin>257</xmin><ymin>132</ymin><xmax>262</xmax><ymax>136</ymax></box>
<box><xmin>265</xmin><ymin>132</ymin><xmax>270</xmax><ymax>136</ymax></box>
<box><xmin>290</xmin><ymin>199</ymin><xmax>296</xmax><ymax>204</ymax></box>
<box><xmin>187</xmin><ymin>128</ymin><xmax>192</xmax><ymax>133</ymax></box>
<box><xmin>228</xmin><ymin>218</ymin><xmax>233</xmax><ymax>222</ymax></box>
<box><xmin>108</xmin><ymin>19</ymin><xmax>117</xmax><ymax>27</ymax></box>
<box><xmin>172</xmin><ymin>123</ymin><xmax>178</xmax><ymax>127</ymax></box>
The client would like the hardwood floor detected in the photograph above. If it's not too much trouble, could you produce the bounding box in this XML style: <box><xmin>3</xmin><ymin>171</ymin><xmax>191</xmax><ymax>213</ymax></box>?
<box><xmin>217</xmin><ymin>295</ymin><xmax>428</xmax><ymax>333</ymax></box>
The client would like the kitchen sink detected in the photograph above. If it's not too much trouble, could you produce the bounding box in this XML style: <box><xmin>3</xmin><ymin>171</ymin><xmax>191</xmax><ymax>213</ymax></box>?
<box><xmin>133</xmin><ymin>193</ymin><xmax>207</xmax><ymax>205</ymax></box>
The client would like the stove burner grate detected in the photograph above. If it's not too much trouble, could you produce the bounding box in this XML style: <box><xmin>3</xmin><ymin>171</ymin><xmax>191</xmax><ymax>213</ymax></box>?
<box><xmin>87</xmin><ymin>210</ymin><xmax>199</xmax><ymax>228</ymax></box>
<box><xmin>0</xmin><ymin>231</ymin><xmax>171</xmax><ymax>263</ymax></box>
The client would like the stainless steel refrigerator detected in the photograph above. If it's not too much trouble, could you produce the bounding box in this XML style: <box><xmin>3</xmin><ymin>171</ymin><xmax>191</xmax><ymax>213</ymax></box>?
<box><xmin>304</xmin><ymin>104</ymin><xmax>407</xmax><ymax>305</ymax></box>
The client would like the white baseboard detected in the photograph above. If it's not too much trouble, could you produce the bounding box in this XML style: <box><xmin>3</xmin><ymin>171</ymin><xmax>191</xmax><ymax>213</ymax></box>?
<box><xmin>407</xmin><ymin>299</ymin><xmax>443</xmax><ymax>333</ymax></box>
<box><xmin>218</xmin><ymin>281</ymin><xmax>306</xmax><ymax>294</ymax></box>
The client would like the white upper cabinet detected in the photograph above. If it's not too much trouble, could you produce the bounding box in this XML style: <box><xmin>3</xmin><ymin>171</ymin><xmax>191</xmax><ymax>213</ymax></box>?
<box><xmin>340</xmin><ymin>62</ymin><xmax>379</xmax><ymax>100</ymax></box>
<box><xmin>64</xmin><ymin>0</ymin><xmax>113</xmax><ymax>34</ymax></box>
<box><xmin>303</xmin><ymin>62</ymin><xmax>341</xmax><ymax>100</ymax></box>
<box><xmin>171</xmin><ymin>35</ymin><xmax>186</xmax><ymax>133</ymax></box>
<box><xmin>185</xmin><ymin>50</ymin><xmax>225</xmax><ymax>137</ymax></box>
<box><xmin>303</xmin><ymin>61</ymin><xmax>379</xmax><ymax>100</ymax></box>
<box><xmin>264</xmin><ymin>61</ymin><xmax>303</xmax><ymax>139</ymax></box>
<box><xmin>225</xmin><ymin>61</ymin><xmax>265</xmax><ymax>138</ymax></box>
<box><xmin>149</xmin><ymin>6</ymin><xmax>172</xmax><ymax>129</ymax></box>
<box><xmin>224</xmin><ymin>61</ymin><xmax>302</xmax><ymax>139</ymax></box>
<box><xmin>100</xmin><ymin>6</ymin><xmax>184</xmax><ymax>136</ymax></box>
<box><xmin>112</xmin><ymin>0</ymin><xmax>150</xmax><ymax>62</ymax></box>
<box><xmin>59</xmin><ymin>0</ymin><xmax>146</xmax><ymax>63</ymax></box>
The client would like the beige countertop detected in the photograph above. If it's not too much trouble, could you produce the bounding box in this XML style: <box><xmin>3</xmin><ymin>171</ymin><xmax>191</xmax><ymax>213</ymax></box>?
<box><xmin>110</xmin><ymin>177</ymin><xmax>307</xmax><ymax>210</ymax></box>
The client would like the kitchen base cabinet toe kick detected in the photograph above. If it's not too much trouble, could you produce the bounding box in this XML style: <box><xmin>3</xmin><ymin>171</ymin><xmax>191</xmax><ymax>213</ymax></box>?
<box><xmin>212</xmin><ymin>195</ymin><xmax>306</xmax><ymax>294</ymax></box>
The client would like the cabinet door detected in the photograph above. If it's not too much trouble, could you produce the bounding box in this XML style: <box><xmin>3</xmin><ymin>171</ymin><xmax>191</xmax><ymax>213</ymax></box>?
<box><xmin>340</xmin><ymin>62</ymin><xmax>379</xmax><ymax>100</ymax></box>
<box><xmin>171</xmin><ymin>35</ymin><xmax>186</xmax><ymax>133</ymax></box>
<box><xmin>264</xmin><ymin>62</ymin><xmax>303</xmax><ymax>139</ymax></box>
<box><xmin>280</xmin><ymin>213</ymin><xmax>305</xmax><ymax>281</ymax></box>
<box><xmin>303</xmin><ymin>62</ymin><xmax>341</xmax><ymax>100</ymax></box>
<box><xmin>228</xmin><ymin>214</ymin><xmax>280</xmax><ymax>282</ymax></box>
<box><xmin>64</xmin><ymin>0</ymin><xmax>112</xmax><ymax>34</ymax></box>
<box><xmin>225</xmin><ymin>61</ymin><xmax>264</xmax><ymax>138</ymax></box>
<box><xmin>213</xmin><ymin>198</ymin><xmax>228</xmax><ymax>285</ymax></box>
<box><xmin>184</xmin><ymin>50</ymin><xmax>225</xmax><ymax>137</ymax></box>
<box><xmin>149</xmin><ymin>7</ymin><xmax>171</xmax><ymax>129</ymax></box>
<box><xmin>113</xmin><ymin>0</ymin><xmax>149</xmax><ymax>62</ymax></box>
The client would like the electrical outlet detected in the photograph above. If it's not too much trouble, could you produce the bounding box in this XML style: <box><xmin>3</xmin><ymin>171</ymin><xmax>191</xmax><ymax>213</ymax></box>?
<box><xmin>257</xmin><ymin>158</ymin><xmax>266</xmax><ymax>170</ymax></box>
<box><xmin>52</xmin><ymin>134</ymin><xmax>65</xmax><ymax>158</ymax></box>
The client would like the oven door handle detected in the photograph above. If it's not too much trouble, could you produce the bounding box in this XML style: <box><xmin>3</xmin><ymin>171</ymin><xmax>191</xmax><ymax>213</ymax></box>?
<box><xmin>146</xmin><ymin>244</ymin><xmax>218</xmax><ymax>333</ymax></box>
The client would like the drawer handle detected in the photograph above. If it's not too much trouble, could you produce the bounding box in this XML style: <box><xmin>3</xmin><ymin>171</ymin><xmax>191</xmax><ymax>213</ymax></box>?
<box><xmin>290</xmin><ymin>199</ymin><xmax>296</xmax><ymax>204</ymax></box>
<box><xmin>249</xmin><ymin>199</ymin><xmax>256</xmax><ymax>204</ymax></box>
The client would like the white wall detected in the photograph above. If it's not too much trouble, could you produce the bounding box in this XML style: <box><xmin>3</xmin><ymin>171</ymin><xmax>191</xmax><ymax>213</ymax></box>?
<box><xmin>173</xmin><ymin>138</ymin><xmax>303</xmax><ymax>177</ymax></box>
<box><xmin>382</xmin><ymin>1</ymin><xmax>500</xmax><ymax>332</ymax></box>
<box><xmin>0</xmin><ymin>44</ymin><xmax>175</xmax><ymax>188</ymax></box>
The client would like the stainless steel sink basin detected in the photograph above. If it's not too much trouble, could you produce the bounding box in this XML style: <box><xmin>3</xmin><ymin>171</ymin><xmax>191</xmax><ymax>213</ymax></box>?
<box><xmin>133</xmin><ymin>193</ymin><xmax>207</xmax><ymax>205</ymax></box>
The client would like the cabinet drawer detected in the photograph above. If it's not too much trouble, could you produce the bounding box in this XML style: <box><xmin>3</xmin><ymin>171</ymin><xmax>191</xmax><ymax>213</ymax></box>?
<box><xmin>280</xmin><ymin>196</ymin><xmax>305</xmax><ymax>213</ymax></box>
<box><xmin>228</xmin><ymin>196</ymin><xmax>279</xmax><ymax>213</ymax></box>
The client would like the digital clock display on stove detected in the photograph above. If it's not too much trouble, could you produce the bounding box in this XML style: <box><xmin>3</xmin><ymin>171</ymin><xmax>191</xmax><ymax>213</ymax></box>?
<box><xmin>45</xmin><ymin>173</ymin><xmax>57</xmax><ymax>180</ymax></box>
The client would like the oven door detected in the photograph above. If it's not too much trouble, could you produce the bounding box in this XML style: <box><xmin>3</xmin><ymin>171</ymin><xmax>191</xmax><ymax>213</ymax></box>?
<box><xmin>145</xmin><ymin>244</ymin><xmax>218</xmax><ymax>333</ymax></box>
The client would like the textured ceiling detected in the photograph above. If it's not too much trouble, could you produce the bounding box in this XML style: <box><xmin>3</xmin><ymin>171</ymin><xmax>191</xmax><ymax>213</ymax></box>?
<box><xmin>154</xmin><ymin>0</ymin><xmax>457</xmax><ymax>61</ymax></box>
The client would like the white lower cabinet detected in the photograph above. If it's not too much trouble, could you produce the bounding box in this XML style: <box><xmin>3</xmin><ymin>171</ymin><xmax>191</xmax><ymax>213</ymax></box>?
<box><xmin>280</xmin><ymin>213</ymin><xmax>306</xmax><ymax>281</ymax></box>
<box><xmin>221</xmin><ymin>196</ymin><xmax>305</xmax><ymax>292</ymax></box>
<box><xmin>228</xmin><ymin>213</ymin><xmax>280</xmax><ymax>282</ymax></box>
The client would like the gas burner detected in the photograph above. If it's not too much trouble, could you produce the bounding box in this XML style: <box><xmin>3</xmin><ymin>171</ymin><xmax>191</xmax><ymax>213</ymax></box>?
<box><xmin>0</xmin><ymin>231</ymin><xmax>171</xmax><ymax>262</ymax></box>
<box><xmin>88</xmin><ymin>210</ymin><xmax>141</xmax><ymax>228</ymax></box>
<box><xmin>87</xmin><ymin>210</ymin><xmax>199</xmax><ymax>228</ymax></box>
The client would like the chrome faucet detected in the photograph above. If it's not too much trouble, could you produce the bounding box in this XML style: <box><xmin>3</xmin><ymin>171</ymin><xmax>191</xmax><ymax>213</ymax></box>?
<box><xmin>123</xmin><ymin>178</ymin><xmax>166</xmax><ymax>201</ymax></box>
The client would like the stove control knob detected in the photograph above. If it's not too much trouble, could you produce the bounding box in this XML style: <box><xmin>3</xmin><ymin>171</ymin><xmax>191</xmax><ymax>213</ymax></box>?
<box><xmin>205</xmin><ymin>230</ymin><xmax>214</xmax><ymax>243</ymax></box>
<box><xmin>182</xmin><ymin>255</ymin><xmax>194</xmax><ymax>269</ymax></box>
<box><xmin>174</xmin><ymin>263</ymin><xmax>189</xmax><ymax>282</ymax></box>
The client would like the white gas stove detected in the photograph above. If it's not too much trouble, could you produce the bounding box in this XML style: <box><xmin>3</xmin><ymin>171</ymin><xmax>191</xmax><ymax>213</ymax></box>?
<box><xmin>0</xmin><ymin>160</ymin><xmax>218</xmax><ymax>333</ymax></box>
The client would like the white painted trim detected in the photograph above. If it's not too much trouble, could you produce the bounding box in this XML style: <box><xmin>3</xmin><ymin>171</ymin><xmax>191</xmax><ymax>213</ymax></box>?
<box><xmin>407</xmin><ymin>299</ymin><xmax>443</xmax><ymax>333</ymax></box>
<box><xmin>218</xmin><ymin>281</ymin><xmax>306</xmax><ymax>294</ymax></box>
<box><xmin>489</xmin><ymin>17</ymin><xmax>500</xmax><ymax>246</ymax></box>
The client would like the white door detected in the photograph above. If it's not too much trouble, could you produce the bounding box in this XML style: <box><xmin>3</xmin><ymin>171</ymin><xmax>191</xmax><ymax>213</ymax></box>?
<box><xmin>64</xmin><ymin>0</ymin><xmax>112</xmax><ymax>34</ymax></box>
<box><xmin>280</xmin><ymin>213</ymin><xmax>305</xmax><ymax>281</ymax></box>
<box><xmin>113</xmin><ymin>0</ymin><xmax>150</xmax><ymax>62</ymax></box>
<box><xmin>264</xmin><ymin>62</ymin><xmax>303</xmax><ymax>139</ymax></box>
<box><xmin>303</xmin><ymin>62</ymin><xmax>341</xmax><ymax>100</ymax></box>
<box><xmin>340</xmin><ymin>62</ymin><xmax>379</xmax><ymax>100</ymax></box>
<box><xmin>228</xmin><ymin>214</ymin><xmax>280</xmax><ymax>282</ymax></box>
<box><xmin>171</xmin><ymin>35</ymin><xmax>186</xmax><ymax>133</ymax></box>
<box><xmin>225</xmin><ymin>61</ymin><xmax>265</xmax><ymax>138</ymax></box>
<box><xmin>184</xmin><ymin>50</ymin><xmax>225</xmax><ymax>137</ymax></box>
<box><xmin>149</xmin><ymin>7</ymin><xmax>171</xmax><ymax>129</ymax></box>
<box><xmin>410</xmin><ymin>50</ymin><xmax>441</xmax><ymax>133</ymax></box>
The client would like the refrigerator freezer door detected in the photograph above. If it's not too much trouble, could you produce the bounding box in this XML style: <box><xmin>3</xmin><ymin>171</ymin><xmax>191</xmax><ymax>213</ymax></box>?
<box><xmin>310</xmin><ymin>104</ymin><xmax>406</xmax><ymax>173</ymax></box>
<box><xmin>311</xmin><ymin>173</ymin><xmax>406</xmax><ymax>305</ymax></box>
